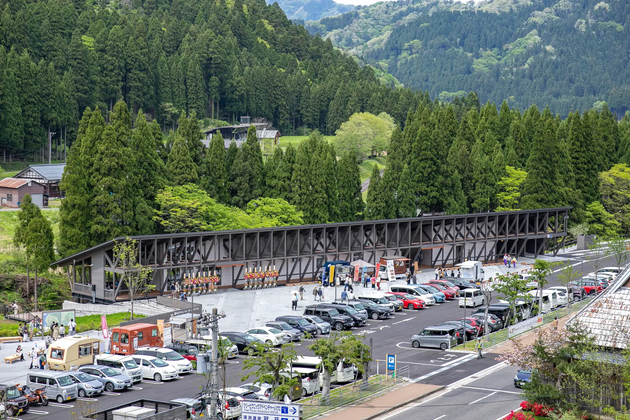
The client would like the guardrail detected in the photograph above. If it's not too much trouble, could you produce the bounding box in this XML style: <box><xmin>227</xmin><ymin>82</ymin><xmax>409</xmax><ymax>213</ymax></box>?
<box><xmin>302</xmin><ymin>366</ymin><xmax>411</xmax><ymax>418</ymax></box>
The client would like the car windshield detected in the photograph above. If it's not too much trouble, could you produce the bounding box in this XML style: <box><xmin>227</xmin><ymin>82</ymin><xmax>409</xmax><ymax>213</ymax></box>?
<box><xmin>58</xmin><ymin>376</ymin><xmax>74</xmax><ymax>386</ymax></box>
<box><xmin>244</xmin><ymin>335</ymin><xmax>259</xmax><ymax>342</ymax></box>
<box><xmin>101</xmin><ymin>367</ymin><xmax>120</xmax><ymax>377</ymax></box>
<box><xmin>432</xmin><ymin>283</ymin><xmax>447</xmax><ymax>290</ymax></box>
<box><xmin>6</xmin><ymin>386</ymin><xmax>20</xmax><ymax>399</ymax></box>
<box><xmin>443</xmin><ymin>281</ymin><xmax>456</xmax><ymax>287</ymax></box>
<box><xmin>345</xmin><ymin>307</ymin><xmax>358</xmax><ymax>315</ymax></box>
<box><xmin>353</xmin><ymin>303</ymin><xmax>365</xmax><ymax>310</ymax></box>
<box><xmin>269</xmin><ymin>328</ymin><xmax>283</xmax><ymax>334</ymax></box>
<box><xmin>384</xmin><ymin>295</ymin><xmax>395</xmax><ymax>301</ymax></box>
<box><xmin>124</xmin><ymin>360</ymin><xmax>139</xmax><ymax>369</ymax></box>
<box><xmin>404</xmin><ymin>294</ymin><xmax>417</xmax><ymax>300</ymax></box>
<box><xmin>327</xmin><ymin>309</ymin><xmax>340</xmax><ymax>316</ymax></box>
<box><xmin>74</xmin><ymin>373</ymin><xmax>94</xmax><ymax>382</ymax></box>
<box><xmin>276</xmin><ymin>322</ymin><xmax>292</xmax><ymax>330</ymax></box>
<box><xmin>297</xmin><ymin>319</ymin><xmax>310</xmax><ymax>326</ymax></box>
<box><xmin>310</xmin><ymin>316</ymin><xmax>324</xmax><ymax>323</ymax></box>
<box><xmin>376</xmin><ymin>298</ymin><xmax>388</xmax><ymax>304</ymax></box>
<box><xmin>420</xmin><ymin>285</ymin><xmax>439</xmax><ymax>293</ymax></box>
<box><xmin>164</xmin><ymin>351</ymin><xmax>185</xmax><ymax>361</ymax></box>
<box><xmin>152</xmin><ymin>358</ymin><xmax>169</xmax><ymax>367</ymax></box>
<box><xmin>361</xmin><ymin>301</ymin><xmax>376</xmax><ymax>308</ymax></box>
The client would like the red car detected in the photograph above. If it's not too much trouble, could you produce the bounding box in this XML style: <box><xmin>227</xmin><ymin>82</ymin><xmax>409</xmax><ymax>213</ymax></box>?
<box><xmin>425</xmin><ymin>281</ymin><xmax>458</xmax><ymax>299</ymax></box>
<box><xmin>571</xmin><ymin>280</ymin><xmax>603</xmax><ymax>296</ymax></box>
<box><xmin>388</xmin><ymin>292</ymin><xmax>425</xmax><ymax>309</ymax></box>
<box><xmin>458</xmin><ymin>317</ymin><xmax>485</xmax><ymax>335</ymax></box>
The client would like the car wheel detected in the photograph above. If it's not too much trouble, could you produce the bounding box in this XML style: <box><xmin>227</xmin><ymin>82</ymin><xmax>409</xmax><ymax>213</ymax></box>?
<box><xmin>371</xmin><ymin>312</ymin><xmax>379</xmax><ymax>320</ymax></box>
<box><xmin>266</xmin><ymin>340</ymin><xmax>273</xmax><ymax>345</ymax></box>
<box><xmin>302</xmin><ymin>388</ymin><xmax>307</xmax><ymax>397</ymax></box>
<box><xmin>440</xmin><ymin>343</ymin><xmax>448</xmax><ymax>350</ymax></box>
<box><xmin>248</xmin><ymin>347</ymin><xmax>255</xmax><ymax>356</ymax></box>
<box><xmin>317</xmin><ymin>328</ymin><xmax>322</xmax><ymax>335</ymax></box>
<box><xmin>589</xmin><ymin>290</ymin><xmax>596</xmax><ymax>296</ymax></box>
<box><xmin>154</xmin><ymin>373</ymin><xmax>162</xmax><ymax>382</ymax></box>
<box><xmin>56</xmin><ymin>395</ymin><xmax>65</xmax><ymax>404</ymax></box>
<box><xmin>412</xmin><ymin>340</ymin><xmax>420</xmax><ymax>348</ymax></box>
<box><xmin>334</xmin><ymin>322</ymin><xmax>343</xmax><ymax>331</ymax></box>
<box><xmin>78</xmin><ymin>389</ymin><xmax>86</xmax><ymax>398</ymax></box>
<box><xmin>105</xmin><ymin>382</ymin><xmax>115</xmax><ymax>392</ymax></box>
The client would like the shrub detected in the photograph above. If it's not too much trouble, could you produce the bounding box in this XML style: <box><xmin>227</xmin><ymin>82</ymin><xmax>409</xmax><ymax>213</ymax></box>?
<box><xmin>504</xmin><ymin>411</ymin><xmax>535</xmax><ymax>420</ymax></box>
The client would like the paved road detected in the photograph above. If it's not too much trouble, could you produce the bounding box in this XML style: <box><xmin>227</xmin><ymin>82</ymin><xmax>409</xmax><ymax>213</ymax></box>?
<box><xmin>14</xmin><ymin>251</ymin><xmax>620</xmax><ymax>419</ymax></box>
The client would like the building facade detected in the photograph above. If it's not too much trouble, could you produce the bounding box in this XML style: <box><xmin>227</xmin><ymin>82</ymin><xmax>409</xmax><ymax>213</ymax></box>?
<box><xmin>0</xmin><ymin>178</ymin><xmax>46</xmax><ymax>208</ymax></box>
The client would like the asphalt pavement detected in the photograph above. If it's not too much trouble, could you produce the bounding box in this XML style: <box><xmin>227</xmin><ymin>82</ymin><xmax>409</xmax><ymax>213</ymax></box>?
<box><xmin>9</xmin><ymin>249</ymin><xmax>623</xmax><ymax>420</ymax></box>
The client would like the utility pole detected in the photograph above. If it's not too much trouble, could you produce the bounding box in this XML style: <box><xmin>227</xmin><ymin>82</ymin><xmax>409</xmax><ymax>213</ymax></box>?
<box><xmin>204</xmin><ymin>307</ymin><xmax>225</xmax><ymax>420</ymax></box>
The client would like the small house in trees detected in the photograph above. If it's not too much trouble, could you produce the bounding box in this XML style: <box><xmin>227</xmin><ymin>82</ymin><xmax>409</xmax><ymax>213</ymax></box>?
<box><xmin>202</xmin><ymin>120</ymin><xmax>281</xmax><ymax>149</ymax></box>
<box><xmin>14</xmin><ymin>163</ymin><xmax>65</xmax><ymax>198</ymax></box>
<box><xmin>0</xmin><ymin>178</ymin><xmax>46</xmax><ymax>208</ymax></box>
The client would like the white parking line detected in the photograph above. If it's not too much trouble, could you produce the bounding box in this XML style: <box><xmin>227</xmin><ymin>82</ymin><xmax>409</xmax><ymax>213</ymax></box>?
<box><xmin>142</xmin><ymin>380</ymin><xmax>164</xmax><ymax>384</ymax></box>
<box><xmin>25</xmin><ymin>409</ymin><xmax>49</xmax><ymax>415</ymax></box>
<box><xmin>130</xmin><ymin>386</ymin><xmax>142</xmax><ymax>390</ymax></box>
<box><xmin>103</xmin><ymin>391</ymin><xmax>121</xmax><ymax>396</ymax></box>
<box><xmin>433</xmin><ymin>416</ymin><xmax>446</xmax><ymax>420</ymax></box>
<box><xmin>462</xmin><ymin>385</ymin><xmax>521</xmax><ymax>395</ymax></box>
<box><xmin>392</xmin><ymin>317</ymin><xmax>416</xmax><ymax>325</ymax></box>
<box><xmin>78</xmin><ymin>397</ymin><xmax>99</xmax><ymax>402</ymax></box>
<box><xmin>411</xmin><ymin>354</ymin><xmax>476</xmax><ymax>382</ymax></box>
<box><xmin>469</xmin><ymin>391</ymin><xmax>497</xmax><ymax>405</ymax></box>
<box><xmin>47</xmin><ymin>402</ymin><xmax>74</xmax><ymax>408</ymax></box>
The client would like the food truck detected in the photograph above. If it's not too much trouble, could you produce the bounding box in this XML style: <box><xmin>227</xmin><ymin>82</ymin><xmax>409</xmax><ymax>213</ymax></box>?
<box><xmin>47</xmin><ymin>336</ymin><xmax>103</xmax><ymax>371</ymax></box>
<box><xmin>110</xmin><ymin>323</ymin><xmax>163</xmax><ymax>356</ymax></box>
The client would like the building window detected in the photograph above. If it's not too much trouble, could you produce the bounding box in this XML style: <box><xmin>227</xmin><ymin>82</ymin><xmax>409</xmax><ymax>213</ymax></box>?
<box><xmin>6</xmin><ymin>193</ymin><xmax>12</xmax><ymax>202</ymax></box>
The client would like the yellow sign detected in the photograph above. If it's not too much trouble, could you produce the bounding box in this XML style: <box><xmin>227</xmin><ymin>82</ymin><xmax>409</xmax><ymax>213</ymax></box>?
<box><xmin>329</xmin><ymin>265</ymin><xmax>335</xmax><ymax>285</ymax></box>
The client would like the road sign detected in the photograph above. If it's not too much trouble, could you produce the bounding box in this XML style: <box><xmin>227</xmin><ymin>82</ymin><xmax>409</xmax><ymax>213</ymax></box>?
<box><xmin>241</xmin><ymin>400</ymin><xmax>301</xmax><ymax>420</ymax></box>
<box><xmin>386</xmin><ymin>354</ymin><xmax>396</xmax><ymax>371</ymax></box>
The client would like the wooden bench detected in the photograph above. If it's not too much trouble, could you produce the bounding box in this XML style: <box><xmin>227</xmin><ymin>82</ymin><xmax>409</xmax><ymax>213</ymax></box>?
<box><xmin>4</xmin><ymin>354</ymin><xmax>21</xmax><ymax>364</ymax></box>
<box><xmin>0</xmin><ymin>336</ymin><xmax>24</xmax><ymax>343</ymax></box>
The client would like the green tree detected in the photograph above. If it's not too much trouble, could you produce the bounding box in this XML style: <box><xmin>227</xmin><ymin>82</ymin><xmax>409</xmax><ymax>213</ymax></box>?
<box><xmin>531</xmin><ymin>259</ymin><xmax>552</xmax><ymax>316</ymax></box>
<box><xmin>25</xmin><ymin>213</ymin><xmax>54</xmax><ymax>312</ymax></box>
<box><xmin>496</xmin><ymin>166</ymin><xmax>527</xmax><ymax>211</ymax></box>
<box><xmin>333</xmin><ymin>112</ymin><xmax>395</xmax><ymax>158</ymax></box>
<box><xmin>167</xmin><ymin>133</ymin><xmax>199</xmax><ymax>186</ymax></box>
<box><xmin>202</xmin><ymin>132</ymin><xmax>229</xmax><ymax>203</ymax></box>
<box><xmin>337</xmin><ymin>151</ymin><xmax>364</xmax><ymax>221</ymax></box>
<box><xmin>584</xmin><ymin>201</ymin><xmax>620</xmax><ymax>237</ymax></box>
<box><xmin>569</xmin><ymin>112</ymin><xmax>600</xmax><ymax>205</ymax></box>
<box><xmin>606</xmin><ymin>236</ymin><xmax>630</xmax><ymax>273</ymax></box>
<box><xmin>14</xmin><ymin>194</ymin><xmax>41</xmax><ymax>298</ymax></box>
<box><xmin>469</xmin><ymin>139</ymin><xmax>495</xmax><ymax>212</ymax></box>
<box><xmin>241</xmin><ymin>343</ymin><xmax>298</xmax><ymax>399</ymax></box>
<box><xmin>364</xmin><ymin>164</ymin><xmax>387</xmax><ymax>220</ymax></box>
<box><xmin>113</xmin><ymin>238</ymin><xmax>155</xmax><ymax>320</ymax></box>
<box><xmin>493</xmin><ymin>272</ymin><xmax>531</xmax><ymax>324</ymax></box>
<box><xmin>396</xmin><ymin>164</ymin><xmax>416</xmax><ymax>218</ymax></box>
<box><xmin>600</xmin><ymin>164</ymin><xmax>630</xmax><ymax>233</ymax></box>
<box><xmin>186</xmin><ymin>56</ymin><xmax>205</xmax><ymax>117</ymax></box>
<box><xmin>230</xmin><ymin>143</ymin><xmax>258</xmax><ymax>209</ymax></box>
<box><xmin>225</xmin><ymin>140</ymin><xmax>239</xmax><ymax>175</ymax></box>
<box><xmin>554</xmin><ymin>260</ymin><xmax>583</xmax><ymax>312</ymax></box>
<box><xmin>246</xmin><ymin>198</ymin><xmax>304</xmax><ymax>227</ymax></box>
<box><xmin>246</xmin><ymin>124</ymin><xmax>264</xmax><ymax>198</ymax></box>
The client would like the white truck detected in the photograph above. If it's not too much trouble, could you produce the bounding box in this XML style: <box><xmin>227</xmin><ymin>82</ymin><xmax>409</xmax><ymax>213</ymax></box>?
<box><xmin>457</xmin><ymin>261</ymin><xmax>485</xmax><ymax>283</ymax></box>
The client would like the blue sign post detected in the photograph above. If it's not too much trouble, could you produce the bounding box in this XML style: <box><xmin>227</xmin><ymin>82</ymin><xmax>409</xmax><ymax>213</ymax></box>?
<box><xmin>386</xmin><ymin>354</ymin><xmax>396</xmax><ymax>377</ymax></box>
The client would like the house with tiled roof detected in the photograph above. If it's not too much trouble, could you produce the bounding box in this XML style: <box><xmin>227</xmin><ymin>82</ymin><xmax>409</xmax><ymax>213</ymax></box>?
<box><xmin>570</xmin><ymin>264</ymin><xmax>630</xmax><ymax>349</ymax></box>
<box><xmin>0</xmin><ymin>178</ymin><xmax>46</xmax><ymax>208</ymax></box>
<box><xmin>14</xmin><ymin>163</ymin><xmax>65</xmax><ymax>198</ymax></box>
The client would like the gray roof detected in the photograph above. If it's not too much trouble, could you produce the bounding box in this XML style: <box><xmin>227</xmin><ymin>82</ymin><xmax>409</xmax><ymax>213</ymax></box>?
<box><xmin>224</xmin><ymin>140</ymin><xmax>245</xmax><ymax>149</ymax></box>
<box><xmin>256</xmin><ymin>129</ymin><xmax>279</xmax><ymax>139</ymax></box>
<box><xmin>570</xmin><ymin>264</ymin><xmax>630</xmax><ymax>349</ymax></box>
<box><xmin>15</xmin><ymin>164</ymin><xmax>66</xmax><ymax>181</ymax></box>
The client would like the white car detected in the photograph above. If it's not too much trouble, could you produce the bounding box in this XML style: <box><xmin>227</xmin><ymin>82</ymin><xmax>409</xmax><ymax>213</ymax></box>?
<box><xmin>246</xmin><ymin>327</ymin><xmax>290</xmax><ymax>346</ymax></box>
<box><xmin>134</xmin><ymin>347</ymin><xmax>193</xmax><ymax>374</ymax></box>
<box><xmin>546</xmin><ymin>287</ymin><xmax>568</xmax><ymax>306</ymax></box>
<box><xmin>239</xmin><ymin>382</ymin><xmax>273</xmax><ymax>400</ymax></box>
<box><xmin>132</xmin><ymin>355</ymin><xmax>179</xmax><ymax>381</ymax></box>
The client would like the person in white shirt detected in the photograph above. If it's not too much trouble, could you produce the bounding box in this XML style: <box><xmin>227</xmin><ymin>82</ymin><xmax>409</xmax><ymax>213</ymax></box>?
<box><xmin>68</xmin><ymin>319</ymin><xmax>77</xmax><ymax>336</ymax></box>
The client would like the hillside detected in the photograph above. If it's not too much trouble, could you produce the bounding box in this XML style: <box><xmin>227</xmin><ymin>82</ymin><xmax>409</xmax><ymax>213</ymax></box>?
<box><xmin>268</xmin><ymin>0</ymin><xmax>354</xmax><ymax>21</ymax></box>
<box><xmin>309</xmin><ymin>0</ymin><xmax>630</xmax><ymax>116</ymax></box>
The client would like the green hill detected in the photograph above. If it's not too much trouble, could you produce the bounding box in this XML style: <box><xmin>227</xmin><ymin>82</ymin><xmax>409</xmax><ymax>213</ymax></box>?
<box><xmin>268</xmin><ymin>0</ymin><xmax>354</xmax><ymax>22</ymax></box>
<box><xmin>308</xmin><ymin>0</ymin><xmax>630</xmax><ymax>116</ymax></box>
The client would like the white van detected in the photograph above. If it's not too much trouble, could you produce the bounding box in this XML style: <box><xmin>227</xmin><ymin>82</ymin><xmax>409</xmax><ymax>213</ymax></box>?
<box><xmin>458</xmin><ymin>288</ymin><xmax>484</xmax><ymax>308</ymax></box>
<box><xmin>94</xmin><ymin>354</ymin><xmax>143</xmax><ymax>383</ymax></box>
<box><xmin>458</xmin><ymin>261</ymin><xmax>485</xmax><ymax>282</ymax></box>
<box><xmin>292</xmin><ymin>367</ymin><xmax>319</xmax><ymax>396</ymax></box>
<box><xmin>131</xmin><ymin>355</ymin><xmax>179</xmax><ymax>381</ymax></box>
<box><xmin>291</xmin><ymin>356</ymin><xmax>355</xmax><ymax>386</ymax></box>
<box><xmin>26</xmin><ymin>371</ymin><xmax>78</xmax><ymax>404</ymax></box>
<box><xmin>526</xmin><ymin>290</ymin><xmax>551</xmax><ymax>314</ymax></box>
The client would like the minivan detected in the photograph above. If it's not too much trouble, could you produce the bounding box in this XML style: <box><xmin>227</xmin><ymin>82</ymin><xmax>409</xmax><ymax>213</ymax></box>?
<box><xmin>356</xmin><ymin>295</ymin><xmax>396</xmax><ymax>313</ymax></box>
<box><xmin>410</xmin><ymin>326</ymin><xmax>458</xmax><ymax>350</ymax></box>
<box><xmin>458</xmin><ymin>288</ymin><xmax>485</xmax><ymax>307</ymax></box>
<box><xmin>316</xmin><ymin>304</ymin><xmax>367</xmax><ymax>327</ymax></box>
<box><xmin>275</xmin><ymin>316</ymin><xmax>319</xmax><ymax>336</ymax></box>
<box><xmin>332</xmin><ymin>300</ymin><xmax>368</xmax><ymax>317</ymax></box>
<box><xmin>27</xmin><ymin>371</ymin><xmax>78</xmax><ymax>404</ymax></box>
<box><xmin>94</xmin><ymin>354</ymin><xmax>143</xmax><ymax>383</ymax></box>
<box><xmin>390</xmin><ymin>285</ymin><xmax>436</xmax><ymax>306</ymax></box>
<box><xmin>303</xmin><ymin>306</ymin><xmax>354</xmax><ymax>331</ymax></box>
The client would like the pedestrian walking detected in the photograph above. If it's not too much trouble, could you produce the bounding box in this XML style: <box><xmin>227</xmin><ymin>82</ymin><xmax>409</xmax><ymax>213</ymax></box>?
<box><xmin>450</xmin><ymin>270</ymin><xmax>455</xmax><ymax>278</ymax></box>
<box><xmin>318</xmin><ymin>287</ymin><xmax>324</xmax><ymax>301</ymax></box>
<box><xmin>552</xmin><ymin>317</ymin><xmax>558</xmax><ymax>330</ymax></box>
<box><xmin>435</xmin><ymin>268</ymin><xmax>439</xmax><ymax>280</ymax></box>
<box><xmin>406</xmin><ymin>273</ymin><xmax>411</xmax><ymax>285</ymax></box>
<box><xmin>52</xmin><ymin>323</ymin><xmax>59</xmax><ymax>341</ymax></box>
<box><xmin>503</xmin><ymin>254</ymin><xmax>507</xmax><ymax>267</ymax></box>
<box><xmin>347</xmin><ymin>282</ymin><xmax>354</xmax><ymax>293</ymax></box>
<box><xmin>44</xmin><ymin>335</ymin><xmax>52</xmax><ymax>350</ymax></box>
<box><xmin>363</xmin><ymin>275</ymin><xmax>369</xmax><ymax>287</ymax></box>
<box><xmin>371</xmin><ymin>276</ymin><xmax>376</xmax><ymax>289</ymax></box>
<box><xmin>22</xmin><ymin>324</ymin><xmax>29</xmax><ymax>342</ymax></box>
<box><xmin>29</xmin><ymin>347</ymin><xmax>37</xmax><ymax>369</ymax></box>
<box><xmin>59</xmin><ymin>324</ymin><xmax>66</xmax><ymax>339</ymax></box>
<box><xmin>341</xmin><ymin>290</ymin><xmax>348</xmax><ymax>302</ymax></box>
<box><xmin>376</xmin><ymin>277</ymin><xmax>381</xmax><ymax>291</ymax></box>
<box><xmin>291</xmin><ymin>292</ymin><xmax>299</xmax><ymax>311</ymax></box>
<box><xmin>313</xmin><ymin>287</ymin><xmax>319</xmax><ymax>301</ymax></box>
<box><xmin>476</xmin><ymin>338</ymin><xmax>483</xmax><ymax>358</ymax></box>
<box><xmin>512</xmin><ymin>256</ymin><xmax>517</xmax><ymax>268</ymax></box>
<box><xmin>68</xmin><ymin>318</ymin><xmax>77</xmax><ymax>336</ymax></box>
<box><xmin>39</xmin><ymin>354</ymin><xmax>46</xmax><ymax>369</ymax></box>
<box><xmin>299</xmin><ymin>285</ymin><xmax>305</xmax><ymax>300</ymax></box>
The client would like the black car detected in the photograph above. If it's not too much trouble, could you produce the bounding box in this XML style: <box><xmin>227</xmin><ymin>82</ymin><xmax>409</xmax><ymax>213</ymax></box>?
<box><xmin>434</xmin><ymin>323</ymin><xmax>465</xmax><ymax>343</ymax></box>
<box><xmin>354</xmin><ymin>299</ymin><xmax>390</xmax><ymax>320</ymax></box>
<box><xmin>220</xmin><ymin>332</ymin><xmax>263</xmax><ymax>355</ymax></box>
<box><xmin>303</xmin><ymin>305</ymin><xmax>354</xmax><ymax>331</ymax></box>
<box><xmin>442</xmin><ymin>320</ymin><xmax>477</xmax><ymax>340</ymax></box>
<box><xmin>275</xmin><ymin>316</ymin><xmax>318</xmax><ymax>336</ymax></box>
<box><xmin>166</xmin><ymin>342</ymin><xmax>199</xmax><ymax>361</ymax></box>
<box><xmin>448</xmin><ymin>278</ymin><xmax>479</xmax><ymax>290</ymax></box>
<box><xmin>317</xmin><ymin>303</ymin><xmax>367</xmax><ymax>327</ymax></box>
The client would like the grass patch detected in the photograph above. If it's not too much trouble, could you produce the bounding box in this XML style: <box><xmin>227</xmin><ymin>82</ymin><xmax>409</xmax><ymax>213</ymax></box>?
<box><xmin>0</xmin><ymin>171</ymin><xmax>18</xmax><ymax>180</ymax></box>
<box><xmin>0</xmin><ymin>210</ymin><xmax>60</xmax><ymax>257</ymax></box>
<box><xmin>278</xmin><ymin>136</ymin><xmax>334</xmax><ymax>149</ymax></box>
<box><xmin>0</xmin><ymin>312</ymin><xmax>145</xmax><ymax>337</ymax></box>
<box><xmin>359</xmin><ymin>157</ymin><xmax>386</xmax><ymax>183</ymax></box>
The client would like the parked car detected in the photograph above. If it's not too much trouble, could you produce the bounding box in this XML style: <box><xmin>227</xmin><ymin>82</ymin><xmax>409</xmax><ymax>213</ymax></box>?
<box><xmin>356</xmin><ymin>295</ymin><xmax>396</xmax><ymax>313</ymax></box>
<box><xmin>220</xmin><ymin>332</ymin><xmax>264</xmax><ymax>355</ymax></box>
<box><xmin>448</xmin><ymin>278</ymin><xmax>480</xmax><ymax>290</ymax></box>
<box><xmin>93</xmin><ymin>354</ymin><xmax>143</xmax><ymax>383</ymax></box>
<box><xmin>570</xmin><ymin>279</ymin><xmax>603</xmax><ymax>295</ymax></box>
<box><xmin>469</xmin><ymin>313</ymin><xmax>503</xmax><ymax>332</ymax></box>
<box><xmin>246</xmin><ymin>326</ymin><xmax>290</xmax><ymax>346</ymax></box>
<box><xmin>458</xmin><ymin>317</ymin><xmax>485</xmax><ymax>336</ymax></box>
<box><xmin>301</xmin><ymin>315</ymin><xmax>331</xmax><ymax>335</ymax></box>
<box><xmin>390</xmin><ymin>285</ymin><xmax>436</xmax><ymax>306</ymax></box>
<box><xmin>25</xmin><ymin>371</ymin><xmax>78</xmax><ymax>404</ymax></box>
<box><xmin>77</xmin><ymin>365</ymin><xmax>133</xmax><ymax>392</ymax></box>
<box><xmin>381</xmin><ymin>294</ymin><xmax>404</xmax><ymax>311</ymax></box>
<box><xmin>66</xmin><ymin>371</ymin><xmax>104</xmax><ymax>398</ymax></box>
<box><xmin>442</xmin><ymin>320</ymin><xmax>478</xmax><ymax>340</ymax></box>
<box><xmin>134</xmin><ymin>347</ymin><xmax>194</xmax><ymax>374</ymax></box>
<box><xmin>387</xmin><ymin>292</ymin><xmax>425</xmax><ymax>309</ymax></box>
<box><xmin>171</xmin><ymin>394</ymin><xmax>242</xmax><ymax>419</ymax></box>
<box><xmin>275</xmin><ymin>316</ymin><xmax>319</xmax><ymax>336</ymax></box>
<box><xmin>166</xmin><ymin>342</ymin><xmax>199</xmax><ymax>362</ymax></box>
<box><xmin>224</xmin><ymin>386</ymin><xmax>265</xmax><ymax>400</ymax></box>
<box><xmin>425</xmin><ymin>280</ymin><xmax>459</xmax><ymax>299</ymax></box>
<box><xmin>265</xmin><ymin>321</ymin><xmax>303</xmax><ymax>342</ymax></box>
<box><xmin>548</xmin><ymin>286</ymin><xmax>582</xmax><ymax>302</ymax></box>
<box><xmin>0</xmin><ymin>384</ymin><xmax>29</xmax><ymax>415</ymax></box>
<box><xmin>410</xmin><ymin>326</ymin><xmax>458</xmax><ymax>350</ymax></box>
<box><xmin>514</xmin><ymin>369</ymin><xmax>533</xmax><ymax>388</ymax></box>
<box><xmin>351</xmin><ymin>299</ymin><xmax>390</xmax><ymax>320</ymax></box>
<box><xmin>132</xmin><ymin>355</ymin><xmax>179</xmax><ymax>381</ymax></box>
<box><xmin>412</xmin><ymin>284</ymin><xmax>445</xmax><ymax>303</ymax></box>
<box><xmin>317</xmin><ymin>303</ymin><xmax>367</xmax><ymax>327</ymax></box>
<box><xmin>188</xmin><ymin>337</ymin><xmax>239</xmax><ymax>359</ymax></box>
<box><xmin>239</xmin><ymin>382</ymin><xmax>273</xmax><ymax>400</ymax></box>
<box><xmin>458</xmin><ymin>288</ymin><xmax>485</xmax><ymax>307</ymax></box>
<box><xmin>332</xmin><ymin>300</ymin><xmax>368</xmax><ymax>317</ymax></box>
<box><xmin>303</xmin><ymin>305</ymin><xmax>354</xmax><ymax>330</ymax></box>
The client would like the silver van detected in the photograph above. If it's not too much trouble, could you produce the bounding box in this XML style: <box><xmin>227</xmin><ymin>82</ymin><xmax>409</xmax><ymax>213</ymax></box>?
<box><xmin>94</xmin><ymin>354</ymin><xmax>143</xmax><ymax>383</ymax></box>
<box><xmin>410</xmin><ymin>326</ymin><xmax>458</xmax><ymax>350</ymax></box>
<box><xmin>26</xmin><ymin>371</ymin><xmax>78</xmax><ymax>403</ymax></box>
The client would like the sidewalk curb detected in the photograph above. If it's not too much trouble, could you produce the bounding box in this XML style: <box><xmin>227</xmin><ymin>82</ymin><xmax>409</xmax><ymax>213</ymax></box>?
<box><xmin>362</xmin><ymin>385</ymin><xmax>446</xmax><ymax>420</ymax></box>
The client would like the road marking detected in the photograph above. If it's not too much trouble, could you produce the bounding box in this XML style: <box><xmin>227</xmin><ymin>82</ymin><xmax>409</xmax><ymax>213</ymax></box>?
<box><xmin>142</xmin><ymin>380</ymin><xmax>164</xmax><ymax>384</ymax></box>
<box><xmin>447</xmin><ymin>362</ymin><xmax>509</xmax><ymax>389</ymax></box>
<box><xmin>103</xmin><ymin>391</ymin><xmax>121</xmax><ymax>396</ymax></box>
<box><xmin>392</xmin><ymin>317</ymin><xmax>416</xmax><ymax>325</ymax></box>
<box><xmin>48</xmin><ymin>402</ymin><xmax>74</xmax><ymax>408</ymax></box>
<box><xmin>433</xmin><ymin>416</ymin><xmax>446</xmax><ymax>420</ymax></box>
<box><xmin>462</xmin><ymin>385</ymin><xmax>521</xmax><ymax>395</ymax></box>
<box><xmin>78</xmin><ymin>397</ymin><xmax>99</xmax><ymax>402</ymax></box>
<box><xmin>411</xmin><ymin>354</ymin><xmax>476</xmax><ymax>382</ymax></box>
<box><xmin>379</xmin><ymin>325</ymin><xmax>390</xmax><ymax>331</ymax></box>
<box><xmin>25</xmin><ymin>409</ymin><xmax>49</xmax><ymax>415</ymax></box>
<box><xmin>469</xmin><ymin>391</ymin><xmax>497</xmax><ymax>405</ymax></box>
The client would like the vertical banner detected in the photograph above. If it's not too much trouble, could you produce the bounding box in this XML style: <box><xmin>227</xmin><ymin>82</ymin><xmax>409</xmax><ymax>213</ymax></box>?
<box><xmin>375</xmin><ymin>263</ymin><xmax>381</xmax><ymax>279</ymax></box>
<box><xmin>330</xmin><ymin>265</ymin><xmax>335</xmax><ymax>286</ymax></box>
<box><xmin>386</xmin><ymin>260</ymin><xmax>396</xmax><ymax>282</ymax></box>
<box><xmin>354</xmin><ymin>265</ymin><xmax>360</xmax><ymax>283</ymax></box>
<box><xmin>157</xmin><ymin>319</ymin><xmax>164</xmax><ymax>339</ymax></box>
<box><xmin>101</xmin><ymin>315</ymin><xmax>109</xmax><ymax>339</ymax></box>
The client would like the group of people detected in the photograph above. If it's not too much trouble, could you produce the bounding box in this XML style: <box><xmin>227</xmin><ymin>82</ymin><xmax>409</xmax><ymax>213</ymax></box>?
<box><xmin>434</xmin><ymin>267</ymin><xmax>461</xmax><ymax>280</ymax></box>
<box><xmin>503</xmin><ymin>254</ymin><xmax>517</xmax><ymax>268</ymax></box>
<box><xmin>16</xmin><ymin>315</ymin><xmax>42</xmax><ymax>342</ymax></box>
<box><xmin>361</xmin><ymin>274</ymin><xmax>381</xmax><ymax>290</ymax></box>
